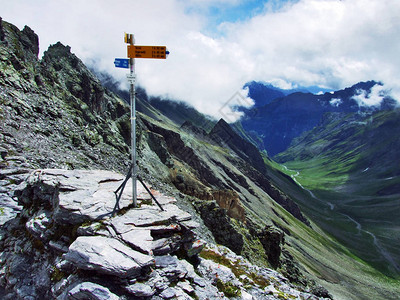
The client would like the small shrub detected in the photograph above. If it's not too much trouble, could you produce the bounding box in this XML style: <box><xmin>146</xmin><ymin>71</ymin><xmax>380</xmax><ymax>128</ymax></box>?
<box><xmin>50</xmin><ymin>266</ymin><xmax>66</xmax><ymax>282</ymax></box>
<box><xmin>216</xmin><ymin>278</ymin><xmax>241</xmax><ymax>298</ymax></box>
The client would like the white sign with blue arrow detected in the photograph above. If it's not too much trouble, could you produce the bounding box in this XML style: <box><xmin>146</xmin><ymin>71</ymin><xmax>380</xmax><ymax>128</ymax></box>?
<box><xmin>114</xmin><ymin>58</ymin><xmax>129</xmax><ymax>69</ymax></box>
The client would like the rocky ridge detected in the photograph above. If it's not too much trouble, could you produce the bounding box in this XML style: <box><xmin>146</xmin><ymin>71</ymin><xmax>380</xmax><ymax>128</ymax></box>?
<box><xmin>0</xmin><ymin>167</ymin><xmax>328</xmax><ymax>300</ymax></box>
<box><xmin>0</xmin><ymin>18</ymin><xmax>130</xmax><ymax>172</ymax></box>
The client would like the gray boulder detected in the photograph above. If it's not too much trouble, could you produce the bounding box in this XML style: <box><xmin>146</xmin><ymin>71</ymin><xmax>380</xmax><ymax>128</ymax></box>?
<box><xmin>124</xmin><ymin>282</ymin><xmax>154</xmax><ymax>297</ymax></box>
<box><xmin>64</xmin><ymin>236</ymin><xmax>154</xmax><ymax>278</ymax></box>
<box><xmin>66</xmin><ymin>282</ymin><xmax>119</xmax><ymax>300</ymax></box>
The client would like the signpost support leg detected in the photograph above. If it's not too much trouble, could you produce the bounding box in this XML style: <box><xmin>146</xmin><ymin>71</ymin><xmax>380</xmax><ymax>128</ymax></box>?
<box><xmin>129</xmin><ymin>34</ymin><xmax>137</xmax><ymax>208</ymax></box>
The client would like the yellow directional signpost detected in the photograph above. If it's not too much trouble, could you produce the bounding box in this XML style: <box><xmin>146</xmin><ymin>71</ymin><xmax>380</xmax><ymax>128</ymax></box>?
<box><xmin>113</xmin><ymin>33</ymin><xmax>168</xmax><ymax>210</ymax></box>
<box><xmin>127</xmin><ymin>45</ymin><xmax>168</xmax><ymax>59</ymax></box>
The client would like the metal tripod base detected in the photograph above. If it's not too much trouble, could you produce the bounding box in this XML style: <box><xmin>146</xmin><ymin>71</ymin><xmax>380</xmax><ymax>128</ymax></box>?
<box><xmin>112</xmin><ymin>163</ymin><xmax>164</xmax><ymax>215</ymax></box>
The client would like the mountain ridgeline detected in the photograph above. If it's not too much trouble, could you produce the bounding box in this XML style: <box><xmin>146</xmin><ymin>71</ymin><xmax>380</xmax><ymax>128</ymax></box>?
<box><xmin>1</xmin><ymin>17</ymin><xmax>400</xmax><ymax>299</ymax></box>
<box><xmin>240</xmin><ymin>80</ymin><xmax>396</xmax><ymax>156</ymax></box>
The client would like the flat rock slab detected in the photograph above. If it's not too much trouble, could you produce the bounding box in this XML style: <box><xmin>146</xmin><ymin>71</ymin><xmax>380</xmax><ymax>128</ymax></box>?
<box><xmin>64</xmin><ymin>236</ymin><xmax>154</xmax><ymax>278</ymax></box>
<box><xmin>112</xmin><ymin>204</ymin><xmax>192</xmax><ymax>229</ymax></box>
<box><xmin>119</xmin><ymin>228</ymin><xmax>154</xmax><ymax>255</ymax></box>
<box><xmin>16</xmin><ymin>169</ymin><xmax>152</xmax><ymax>224</ymax></box>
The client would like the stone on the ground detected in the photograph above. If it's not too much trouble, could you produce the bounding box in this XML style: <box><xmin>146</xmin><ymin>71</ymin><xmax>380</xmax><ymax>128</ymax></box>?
<box><xmin>67</xmin><ymin>282</ymin><xmax>119</xmax><ymax>300</ymax></box>
<box><xmin>184</xmin><ymin>239</ymin><xmax>206</xmax><ymax>257</ymax></box>
<box><xmin>111</xmin><ymin>204</ymin><xmax>191</xmax><ymax>228</ymax></box>
<box><xmin>177</xmin><ymin>280</ymin><xmax>194</xmax><ymax>294</ymax></box>
<box><xmin>124</xmin><ymin>282</ymin><xmax>154</xmax><ymax>297</ymax></box>
<box><xmin>119</xmin><ymin>228</ymin><xmax>154</xmax><ymax>254</ymax></box>
<box><xmin>159</xmin><ymin>287</ymin><xmax>177</xmax><ymax>299</ymax></box>
<box><xmin>64</xmin><ymin>236</ymin><xmax>154</xmax><ymax>278</ymax></box>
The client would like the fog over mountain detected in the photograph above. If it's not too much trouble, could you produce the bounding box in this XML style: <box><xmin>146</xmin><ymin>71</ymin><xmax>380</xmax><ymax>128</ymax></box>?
<box><xmin>2</xmin><ymin>0</ymin><xmax>400</xmax><ymax>120</ymax></box>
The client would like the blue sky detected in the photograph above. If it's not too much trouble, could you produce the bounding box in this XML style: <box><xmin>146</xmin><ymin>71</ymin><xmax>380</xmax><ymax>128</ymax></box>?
<box><xmin>183</xmin><ymin>0</ymin><xmax>299</xmax><ymax>36</ymax></box>
<box><xmin>185</xmin><ymin>0</ymin><xmax>273</xmax><ymax>29</ymax></box>
<box><xmin>1</xmin><ymin>0</ymin><xmax>400</xmax><ymax>120</ymax></box>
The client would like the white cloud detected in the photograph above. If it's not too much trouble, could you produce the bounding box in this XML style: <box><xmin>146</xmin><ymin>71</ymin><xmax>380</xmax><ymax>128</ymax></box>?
<box><xmin>352</xmin><ymin>84</ymin><xmax>388</xmax><ymax>107</ymax></box>
<box><xmin>329</xmin><ymin>98</ymin><xmax>342</xmax><ymax>107</ymax></box>
<box><xmin>2</xmin><ymin>0</ymin><xmax>400</xmax><ymax>121</ymax></box>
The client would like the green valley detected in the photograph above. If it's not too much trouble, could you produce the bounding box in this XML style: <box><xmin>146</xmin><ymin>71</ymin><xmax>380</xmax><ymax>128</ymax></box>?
<box><xmin>275</xmin><ymin>110</ymin><xmax>400</xmax><ymax>279</ymax></box>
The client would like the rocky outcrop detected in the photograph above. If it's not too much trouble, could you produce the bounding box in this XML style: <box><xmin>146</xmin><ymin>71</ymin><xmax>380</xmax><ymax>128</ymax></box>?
<box><xmin>194</xmin><ymin>200</ymin><xmax>244</xmax><ymax>254</ymax></box>
<box><xmin>258</xmin><ymin>226</ymin><xmax>285</xmax><ymax>269</ymax></box>
<box><xmin>64</xmin><ymin>235</ymin><xmax>155</xmax><ymax>278</ymax></box>
<box><xmin>180</xmin><ymin>120</ymin><xmax>208</xmax><ymax>138</ymax></box>
<box><xmin>0</xmin><ymin>19</ymin><xmax>130</xmax><ymax>172</ymax></box>
<box><xmin>0</xmin><ymin>169</ymin><xmax>205</xmax><ymax>299</ymax></box>
<box><xmin>147</xmin><ymin>131</ymin><xmax>174</xmax><ymax>168</ymax></box>
<box><xmin>211</xmin><ymin>189</ymin><xmax>246</xmax><ymax>223</ymax></box>
<box><xmin>0</xmin><ymin>169</ymin><xmax>330</xmax><ymax>300</ymax></box>
<box><xmin>0</xmin><ymin>149</ymin><xmax>29</xmax><ymax>226</ymax></box>
<box><xmin>142</xmin><ymin>117</ymin><xmax>223</xmax><ymax>187</ymax></box>
<box><xmin>42</xmin><ymin>42</ymin><xmax>109</xmax><ymax>115</ymax></box>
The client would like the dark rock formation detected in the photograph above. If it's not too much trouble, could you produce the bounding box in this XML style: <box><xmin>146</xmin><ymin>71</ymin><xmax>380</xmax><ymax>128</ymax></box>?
<box><xmin>42</xmin><ymin>42</ymin><xmax>107</xmax><ymax>114</ymax></box>
<box><xmin>21</xmin><ymin>25</ymin><xmax>39</xmax><ymax>59</ymax></box>
<box><xmin>181</xmin><ymin>120</ymin><xmax>208</xmax><ymax>137</ymax></box>
<box><xmin>258</xmin><ymin>226</ymin><xmax>284</xmax><ymax>269</ymax></box>
<box><xmin>142</xmin><ymin>118</ymin><xmax>222</xmax><ymax>187</ymax></box>
<box><xmin>0</xmin><ymin>17</ymin><xmax>5</xmax><ymax>41</ymax></box>
<box><xmin>147</xmin><ymin>131</ymin><xmax>174</xmax><ymax>168</ymax></box>
<box><xmin>194</xmin><ymin>200</ymin><xmax>244</xmax><ymax>254</ymax></box>
<box><xmin>209</xmin><ymin>118</ymin><xmax>266</xmax><ymax>174</ymax></box>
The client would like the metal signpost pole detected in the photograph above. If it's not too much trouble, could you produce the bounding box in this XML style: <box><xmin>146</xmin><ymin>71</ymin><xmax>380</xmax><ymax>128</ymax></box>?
<box><xmin>114</xmin><ymin>34</ymin><xmax>168</xmax><ymax>211</ymax></box>
<box><xmin>128</xmin><ymin>34</ymin><xmax>137</xmax><ymax>208</ymax></box>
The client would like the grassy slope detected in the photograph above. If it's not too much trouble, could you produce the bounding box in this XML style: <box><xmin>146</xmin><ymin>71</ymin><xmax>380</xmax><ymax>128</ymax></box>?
<box><xmin>264</xmin><ymin>156</ymin><xmax>400</xmax><ymax>299</ymax></box>
<box><xmin>274</xmin><ymin>110</ymin><xmax>400</xmax><ymax>282</ymax></box>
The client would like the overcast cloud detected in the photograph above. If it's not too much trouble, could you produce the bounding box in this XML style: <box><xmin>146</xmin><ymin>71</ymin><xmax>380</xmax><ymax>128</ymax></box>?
<box><xmin>2</xmin><ymin>0</ymin><xmax>400</xmax><ymax>120</ymax></box>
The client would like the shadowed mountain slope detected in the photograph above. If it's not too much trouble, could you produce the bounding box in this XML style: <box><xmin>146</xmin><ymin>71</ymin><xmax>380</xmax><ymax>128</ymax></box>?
<box><xmin>241</xmin><ymin>81</ymin><xmax>396</xmax><ymax>156</ymax></box>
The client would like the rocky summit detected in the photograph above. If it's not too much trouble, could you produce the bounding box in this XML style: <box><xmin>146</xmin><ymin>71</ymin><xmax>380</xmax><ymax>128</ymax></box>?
<box><xmin>0</xmin><ymin>168</ymin><xmax>326</xmax><ymax>299</ymax></box>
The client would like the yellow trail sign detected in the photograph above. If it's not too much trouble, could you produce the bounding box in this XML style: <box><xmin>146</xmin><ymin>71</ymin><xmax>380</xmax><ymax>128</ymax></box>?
<box><xmin>127</xmin><ymin>45</ymin><xmax>167</xmax><ymax>59</ymax></box>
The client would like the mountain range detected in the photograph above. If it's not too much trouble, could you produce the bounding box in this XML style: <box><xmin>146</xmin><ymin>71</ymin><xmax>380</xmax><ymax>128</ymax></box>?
<box><xmin>1</xmin><ymin>17</ymin><xmax>399</xmax><ymax>299</ymax></box>
<box><xmin>239</xmin><ymin>80</ymin><xmax>396</xmax><ymax>156</ymax></box>
<box><xmin>237</xmin><ymin>80</ymin><xmax>400</xmax><ymax>279</ymax></box>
